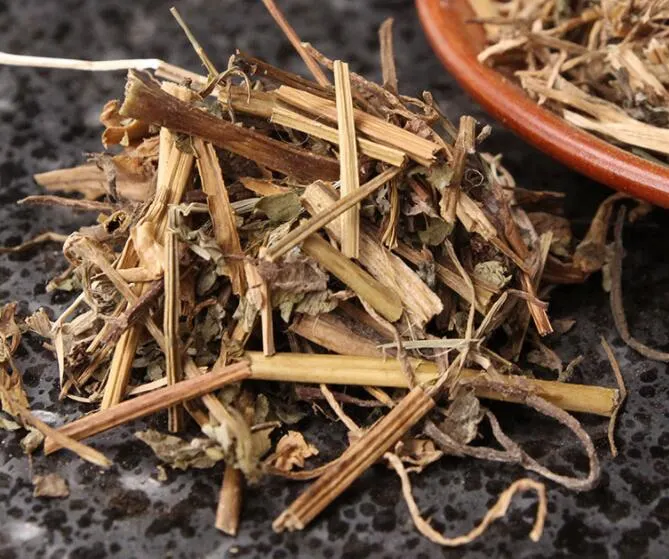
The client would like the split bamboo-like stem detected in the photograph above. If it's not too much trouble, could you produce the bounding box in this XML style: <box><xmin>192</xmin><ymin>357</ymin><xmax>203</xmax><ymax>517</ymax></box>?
<box><xmin>273</xmin><ymin>386</ymin><xmax>435</xmax><ymax>532</ymax></box>
<box><xmin>194</xmin><ymin>139</ymin><xmax>246</xmax><ymax>295</ymax></box>
<box><xmin>271</xmin><ymin>104</ymin><xmax>406</xmax><ymax>166</ymax></box>
<box><xmin>216</xmin><ymin>465</ymin><xmax>245</xmax><ymax>535</ymax></box>
<box><xmin>246</xmin><ymin>352</ymin><xmax>619</xmax><ymax>417</ymax></box>
<box><xmin>264</xmin><ymin>167</ymin><xmax>400</xmax><ymax>262</ymax></box>
<box><xmin>334</xmin><ymin>60</ymin><xmax>361</xmax><ymax>259</ymax></box>
<box><xmin>301</xmin><ymin>234</ymin><xmax>403</xmax><ymax>323</ymax></box>
<box><xmin>164</xmin><ymin>209</ymin><xmax>184</xmax><ymax>433</ymax></box>
<box><xmin>276</xmin><ymin>85</ymin><xmax>439</xmax><ymax>166</ymax></box>
<box><xmin>301</xmin><ymin>181</ymin><xmax>443</xmax><ymax>327</ymax></box>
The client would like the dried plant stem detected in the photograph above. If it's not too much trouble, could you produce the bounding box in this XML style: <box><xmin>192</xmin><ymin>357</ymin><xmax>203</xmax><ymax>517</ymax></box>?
<box><xmin>44</xmin><ymin>363</ymin><xmax>251</xmax><ymax>454</ymax></box>
<box><xmin>264</xmin><ymin>166</ymin><xmax>400</xmax><ymax>262</ymax></box>
<box><xmin>301</xmin><ymin>234</ymin><xmax>403</xmax><ymax>323</ymax></box>
<box><xmin>0</xmin><ymin>51</ymin><xmax>162</xmax><ymax>71</ymax></box>
<box><xmin>271</xmin><ymin>105</ymin><xmax>406</xmax><ymax>166</ymax></box>
<box><xmin>5</xmin><ymin>398</ymin><xmax>112</xmax><ymax>469</ymax></box>
<box><xmin>69</xmin><ymin>236</ymin><xmax>239</xmax><ymax>430</ymax></box>
<box><xmin>334</xmin><ymin>60</ymin><xmax>361</xmax><ymax>258</ymax></box>
<box><xmin>164</xmin><ymin>210</ymin><xmax>183</xmax><ymax>433</ymax></box>
<box><xmin>0</xmin><ymin>232</ymin><xmax>68</xmax><ymax>254</ymax></box>
<box><xmin>506</xmin><ymin>233</ymin><xmax>554</xmax><ymax>359</ymax></box>
<box><xmin>456</xmin><ymin>192</ymin><xmax>530</xmax><ymax>273</ymax></box>
<box><xmin>276</xmin><ymin>86</ymin><xmax>438</xmax><ymax>166</ymax></box>
<box><xmin>246</xmin><ymin>352</ymin><xmax>619</xmax><ymax>417</ymax></box>
<box><xmin>194</xmin><ymin>139</ymin><xmax>245</xmax><ymax>295</ymax></box>
<box><xmin>245</xmin><ymin>260</ymin><xmax>275</xmax><ymax>356</ymax></box>
<box><xmin>18</xmin><ymin>195</ymin><xmax>115</xmax><ymax>213</ymax></box>
<box><xmin>120</xmin><ymin>70</ymin><xmax>340</xmax><ymax>183</ymax></box>
<box><xmin>441</xmin><ymin>116</ymin><xmax>475</xmax><ymax>227</ymax></box>
<box><xmin>102</xmin><ymin>83</ymin><xmax>194</xmax><ymax>410</ymax></box>
<box><xmin>273</xmin><ymin>386</ymin><xmax>435</xmax><ymax>532</ymax></box>
<box><xmin>289</xmin><ymin>313</ymin><xmax>383</xmax><ymax>357</ymax></box>
<box><xmin>216</xmin><ymin>465</ymin><xmax>244</xmax><ymax>535</ymax></box>
<box><xmin>601</xmin><ymin>338</ymin><xmax>626</xmax><ymax>458</ymax></box>
<box><xmin>378</xmin><ymin>18</ymin><xmax>398</xmax><ymax>94</ymax></box>
<box><xmin>260</xmin><ymin>0</ymin><xmax>330</xmax><ymax>86</ymax></box>
<box><xmin>218</xmin><ymin>86</ymin><xmax>276</xmax><ymax>119</ymax></box>
<box><xmin>170</xmin><ymin>7</ymin><xmax>218</xmax><ymax>77</ymax></box>
<box><xmin>33</xmin><ymin>163</ymin><xmax>154</xmax><ymax>202</ymax></box>
<box><xmin>393</xmin><ymin>242</ymin><xmax>496</xmax><ymax>312</ymax></box>
<box><xmin>301</xmin><ymin>180</ymin><xmax>443</xmax><ymax>326</ymax></box>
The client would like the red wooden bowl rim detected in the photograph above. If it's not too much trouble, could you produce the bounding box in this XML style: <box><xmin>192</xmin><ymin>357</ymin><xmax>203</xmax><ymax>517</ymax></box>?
<box><xmin>416</xmin><ymin>0</ymin><xmax>669</xmax><ymax>208</ymax></box>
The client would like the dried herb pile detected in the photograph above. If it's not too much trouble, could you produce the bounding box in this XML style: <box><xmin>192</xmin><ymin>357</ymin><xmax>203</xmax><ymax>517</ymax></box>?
<box><xmin>0</xmin><ymin>1</ymin><xmax>652</xmax><ymax>547</ymax></box>
<box><xmin>474</xmin><ymin>0</ymin><xmax>669</xmax><ymax>163</ymax></box>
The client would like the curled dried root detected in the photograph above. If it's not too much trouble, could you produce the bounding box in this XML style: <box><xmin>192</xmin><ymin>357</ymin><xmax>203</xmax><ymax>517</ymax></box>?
<box><xmin>385</xmin><ymin>452</ymin><xmax>547</xmax><ymax>546</ymax></box>
<box><xmin>426</xmin><ymin>382</ymin><xmax>600</xmax><ymax>492</ymax></box>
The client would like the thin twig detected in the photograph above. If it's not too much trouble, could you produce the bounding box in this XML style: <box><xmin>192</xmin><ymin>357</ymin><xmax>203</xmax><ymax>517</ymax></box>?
<box><xmin>610</xmin><ymin>206</ymin><xmax>669</xmax><ymax>361</ymax></box>
<box><xmin>44</xmin><ymin>363</ymin><xmax>251</xmax><ymax>454</ymax></box>
<box><xmin>259</xmin><ymin>0</ymin><xmax>330</xmax><ymax>86</ymax></box>
<box><xmin>601</xmin><ymin>337</ymin><xmax>627</xmax><ymax>458</ymax></box>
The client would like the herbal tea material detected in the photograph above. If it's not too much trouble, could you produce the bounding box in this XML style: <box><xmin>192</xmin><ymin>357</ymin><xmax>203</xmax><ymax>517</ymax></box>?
<box><xmin>0</xmin><ymin>0</ymin><xmax>646</xmax><ymax>548</ymax></box>
<box><xmin>475</xmin><ymin>0</ymin><xmax>669</xmax><ymax>163</ymax></box>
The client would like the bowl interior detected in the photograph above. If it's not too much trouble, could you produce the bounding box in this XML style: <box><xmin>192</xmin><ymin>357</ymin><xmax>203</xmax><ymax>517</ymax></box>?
<box><xmin>416</xmin><ymin>0</ymin><xmax>669</xmax><ymax>207</ymax></box>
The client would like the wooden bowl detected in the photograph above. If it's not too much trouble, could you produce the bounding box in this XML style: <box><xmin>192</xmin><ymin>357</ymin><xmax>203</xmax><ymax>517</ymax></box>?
<box><xmin>416</xmin><ymin>0</ymin><xmax>669</xmax><ymax>208</ymax></box>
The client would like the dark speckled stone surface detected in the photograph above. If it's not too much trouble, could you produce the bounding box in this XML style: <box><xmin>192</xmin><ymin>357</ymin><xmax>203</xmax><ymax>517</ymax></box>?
<box><xmin>1</xmin><ymin>1</ymin><xmax>668</xmax><ymax>557</ymax></box>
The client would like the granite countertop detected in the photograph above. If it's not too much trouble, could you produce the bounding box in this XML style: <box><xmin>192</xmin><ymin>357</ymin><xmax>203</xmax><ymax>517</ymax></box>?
<box><xmin>1</xmin><ymin>1</ymin><xmax>668</xmax><ymax>557</ymax></box>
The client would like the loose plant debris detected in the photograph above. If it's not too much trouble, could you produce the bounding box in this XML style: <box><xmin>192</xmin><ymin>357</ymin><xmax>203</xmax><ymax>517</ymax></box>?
<box><xmin>32</xmin><ymin>473</ymin><xmax>70</xmax><ymax>499</ymax></box>
<box><xmin>475</xmin><ymin>0</ymin><xmax>669</xmax><ymax>163</ymax></box>
<box><xmin>0</xmin><ymin>1</ymin><xmax>651</xmax><ymax>548</ymax></box>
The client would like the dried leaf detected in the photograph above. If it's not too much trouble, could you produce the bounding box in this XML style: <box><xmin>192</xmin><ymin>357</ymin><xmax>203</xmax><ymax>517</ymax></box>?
<box><xmin>135</xmin><ymin>429</ymin><xmax>226</xmax><ymax>470</ymax></box>
<box><xmin>0</xmin><ymin>302</ymin><xmax>21</xmax><ymax>361</ymax></box>
<box><xmin>20</xmin><ymin>428</ymin><xmax>45</xmax><ymax>455</ymax></box>
<box><xmin>272</xmin><ymin>431</ymin><xmax>319</xmax><ymax>472</ymax></box>
<box><xmin>33</xmin><ymin>473</ymin><xmax>70</xmax><ymax>499</ymax></box>
<box><xmin>202</xmin><ymin>418</ymin><xmax>270</xmax><ymax>482</ymax></box>
<box><xmin>439</xmin><ymin>390</ymin><xmax>483</xmax><ymax>445</ymax></box>
<box><xmin>528</xmin><ymin>212</ymin><xmax>573</xmax><ymax>258</ymax></box>
<box><xmin>527</xmin><ymin>346</ymin><xmax>563</xmax><ymax>374</ymax></box>
<box><xmin>255</xmin><ymin>192</ymin><xmax>302</xmax><ymax>223</ymax></box>
<box><xmin>0</xmin><ymin>415</ymin><xmax>20</xmax><ymax>431</ymax></box>
<box><xmin>473</xmin><ymin>261</ymin><xmax>511</xmax><ymax>290</ymax></box>
<box><xmin>257</xmin><ymin>252</ymin><xmax>328</xmax><ymax>293</ymax></box>
<box><xmin>395</xmin><ymin>438</ymin><xmax>443</xmax><ymax>474</ymax></box>
<box><xmin>418</xmin><ymin>217</ymin><xmax>450</xmax><ymax>246</ymax></box>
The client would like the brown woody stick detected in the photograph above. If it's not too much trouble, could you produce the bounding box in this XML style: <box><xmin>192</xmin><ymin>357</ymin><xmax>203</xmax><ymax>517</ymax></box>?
<box><xmin>216</xmin><ymin>465</ymin><xmax>245</xmax><ymax>535</ymax></box>
<box><xmin>44</xmin><ymin>363</ymin><xmax>251</xmax><ymax>454</ymax></box>
<box><xmin>273</xmin><ymin>386</ymin><xmax>435</xmax><ymax>532</ymax></box>
<box><xmin>120</xmin><ymin>70</ymin><xmax>339</xmax><ymax>183</ymax></box>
